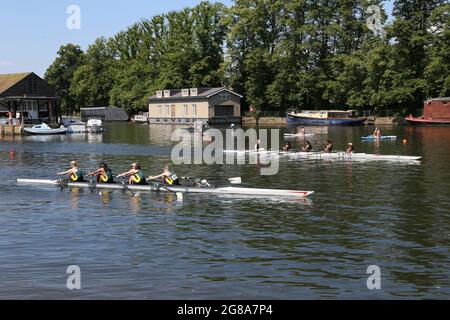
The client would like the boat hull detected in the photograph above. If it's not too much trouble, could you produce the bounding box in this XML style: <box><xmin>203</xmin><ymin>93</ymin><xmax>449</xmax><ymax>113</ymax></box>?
<box><xmin>286</xmin><ymin>113</ymin><xmax>366</xmax><ymax>125</ymax></box>
<box><xmin>405</xmin><ymin>117</ymin><xmax>450</xmax><ymax>126</ymax></box>
<box><xmin>24</xmin><ymin>128</ymin><xmax>67</xmax><ymax>135</ymax></box>
<box><xmin>16</xmin><ymin>179</ymin><xmax>314</xmax><ymax>198</ymax></box>
<box><xmin>361</xmin><ymin>135</ymin><xmax>397</xmax><ymax>140</ymax></box>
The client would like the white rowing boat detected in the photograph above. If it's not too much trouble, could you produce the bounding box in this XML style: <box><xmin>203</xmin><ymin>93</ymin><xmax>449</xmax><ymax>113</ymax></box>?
<box><xmin>222</xmin><ymin>150</ymin><xmax>421</xmax><ymax>162</ymax></box>
<box><xmin>283</xmin><ymin>133</ymin><xmax>315</xmax><ymax>138</ymax></box>
<box><xmin>284</xmin><ymin>151</ymin><xmax>421</xmax><ymax>161</ymax></box>
<box><xmin>16</xmin><ymin>179</ymin><xmax>314</xmax><ymax>198</ymax></box>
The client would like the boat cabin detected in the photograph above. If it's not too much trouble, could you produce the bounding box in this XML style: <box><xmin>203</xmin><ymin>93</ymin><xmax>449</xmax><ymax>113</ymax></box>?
<box><xmin>294</xmin><ymin>110</ymin><xmax>358</xmax><ymax>119</ymax></box>
<box><xmin>423</xmin><ymin>98</ymin><xmax>450</xmax><ymax>120</ymax></box>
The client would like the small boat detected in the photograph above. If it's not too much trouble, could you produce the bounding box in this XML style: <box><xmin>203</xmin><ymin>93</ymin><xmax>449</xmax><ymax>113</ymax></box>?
<box><xmin>405</xmin><ymin>97</ymin><xmax>450</xmax><ymax>125</ymax></box>
<box><xmin>132</xmin><ymin>114</ymin><xmax>149</xmax><ymax>123</ymax></box>
<box><xmin>16</xmin><ymin>179</ymin><xmax>314</xmax><ymax>198</ymax></box>
<box><xmin>361</xmin><ymin>135</ymin><xmax>397</xmax><ymax>140</ymax></box>
<box><xmin>23</xmin><ymin>123</ymin><xmax>67</xmax><ymax>135</ymax></box>
<box><xmin>286</xmin><ymin>110</ymin><xmax>366</xmax><ymax>125</ymax></box>
<box><xmin>284</xmin><ymin>133</ymin><xmax>315</xmax><ymax>138</ymax></box>
<box><xmin>63</xmin><ymin>119</ymin><xmax>87</xmax><ymax>133</ymax></box>
<box><xmin>86</xmin><ymin>118</ymin><xmax>103</xmax><ymax>133</ymax></box>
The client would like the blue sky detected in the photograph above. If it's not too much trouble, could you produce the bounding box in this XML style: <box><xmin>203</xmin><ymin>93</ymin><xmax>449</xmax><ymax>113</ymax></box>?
<box><xmin>0</xmin><ymin>0</ymin><xmax>393</xmax><ymax>77</ymax></box>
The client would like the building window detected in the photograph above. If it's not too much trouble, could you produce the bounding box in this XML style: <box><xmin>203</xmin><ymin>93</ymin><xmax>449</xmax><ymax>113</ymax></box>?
<box><xmin>28</xmin><ymin>79</ymin><xmax>39</xmax><ymax>96</ymax></box>
<box><xmin>183</xmin><ymin>104</ymin><xmax>188</xmax><ymax>116</ymax></box>
<box><xmin>157</xmin><ymin>105</ymin><xmax>162</xmax><ymax>116</ymax></box>
<box><xmin>165</xmin><ymin>105</ymin><xmax>170</xmax><ymax>116</ymax></box>
<box><xmin>192</xmin><ymin>104</ymin><xmax>197</xmax><ymax>116</ymax></box>
<box><xmin>219</xmin><ymin>92</ymin><xmax>230</xmax><ymax>100</ymax></box>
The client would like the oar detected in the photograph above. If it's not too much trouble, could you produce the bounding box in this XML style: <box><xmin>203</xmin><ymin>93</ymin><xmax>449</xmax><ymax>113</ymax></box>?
<box><xmin>147</xmin><ymin>179</ymin><xmax>183</xmax><ymax>201</ymax></box>
<box><xmin>117</xmin><ymin>177</ymin><xmax>138</xmax><ymax>197</ymax></box>
<box><xmin>180</xmin><ymin>176</ymin><xmax>241</xmax><ymax>185</ymax></box>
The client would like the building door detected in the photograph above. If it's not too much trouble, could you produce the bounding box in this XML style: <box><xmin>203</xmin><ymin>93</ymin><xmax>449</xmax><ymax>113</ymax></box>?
<box><xmin>214</xmin><ymin>105</ymin><xmax>234</xmax><ymax>116</ymax></box>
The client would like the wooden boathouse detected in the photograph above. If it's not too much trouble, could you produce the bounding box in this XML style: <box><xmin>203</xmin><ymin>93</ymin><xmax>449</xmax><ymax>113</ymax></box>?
<box><xmin>0</xmin><ymin>72</ymin><xmax>60</xmax><ymax>135</ymax></box>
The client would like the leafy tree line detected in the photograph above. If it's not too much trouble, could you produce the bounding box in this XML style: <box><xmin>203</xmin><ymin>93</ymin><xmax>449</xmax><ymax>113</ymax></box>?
<box><xmin>45</xmin><ymin>0</ymin><xmax>449</xmax><ymax>116</ymax></box>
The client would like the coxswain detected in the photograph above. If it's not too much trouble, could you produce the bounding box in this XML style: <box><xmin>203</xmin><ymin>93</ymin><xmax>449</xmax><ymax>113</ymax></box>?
<box><xmin>324</xmin><ymin>139</ymin><xmax>333</xmax><ymax>153</ymax></box>
<box><xmin>345</xmin><ymin>143</ymin><xmax>354</xmax><ymax>154</ymax></box>
<box><xmin>297</xmin><ymin>127</ymin><xmax>306</xmax><ymax>135</ymax></box>
<box><xmin>302</xmin><ymin>140</ymin><xmax>312</xmax><ymax>152</ymax></box>
<box><xmin>282</xmin><ymin>141</ymin><xmax>292</xmax><ymax>151</ymax></box>
<box><xmin>255</xmin><ymin>139</ymin><xmax>261</xmax><ymax>150</ymax></box>
<box><xmin>117</xmin><ymin>162</ymin><xmax>146</xmax><ymax>185</ymax></box>
<box><xmin>57</xmin><ymin>160</ymin><xmax>84</xmax><ymax>182</ymax></box>
<box><xmin>147</xmin><ymin>165</ymin><xmax>180</xmax><ymax>186</ymax></box>
<box><xmin>88</xmin><ymin>161</ymin><xmax>114</xmax><ymax>183</ymax></box>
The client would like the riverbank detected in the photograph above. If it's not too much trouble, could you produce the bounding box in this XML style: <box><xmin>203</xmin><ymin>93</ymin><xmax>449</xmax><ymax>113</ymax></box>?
<box><xmin>242</xmin><ymin>116</ymin><xmax>408</xmax><ymax>125</ymax></box>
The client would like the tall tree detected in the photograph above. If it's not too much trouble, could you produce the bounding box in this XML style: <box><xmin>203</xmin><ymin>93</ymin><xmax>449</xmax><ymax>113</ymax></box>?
<box><xmin>44</xmin><ymin>44</ymin><xmax>84</xmax><ymax>113</ymax></box>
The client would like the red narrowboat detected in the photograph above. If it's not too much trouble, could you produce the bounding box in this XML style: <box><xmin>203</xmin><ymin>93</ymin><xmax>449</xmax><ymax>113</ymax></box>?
<box><xmin>405</xmin><ymin>97</ymin><xmax>450</xmax><ymax>125</ymax></box>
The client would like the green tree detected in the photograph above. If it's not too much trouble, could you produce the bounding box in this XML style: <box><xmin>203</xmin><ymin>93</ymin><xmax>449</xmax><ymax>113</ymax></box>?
<box><xmin>44</xmin><ymin>44</ymin><xmax>84</xmax><ymax>113</ymax></box>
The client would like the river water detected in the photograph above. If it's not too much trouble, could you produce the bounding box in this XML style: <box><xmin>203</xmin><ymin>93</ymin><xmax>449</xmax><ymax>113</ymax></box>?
<box><xmin>0</xmin><ymin>123</ymin><xmax>449</xmax><ymax>299</ymax></box>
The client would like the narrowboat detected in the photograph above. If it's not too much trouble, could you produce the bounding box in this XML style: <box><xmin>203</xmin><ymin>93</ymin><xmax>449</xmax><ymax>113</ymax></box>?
<box><xmin>286</xmin><ymin>110</ymin><xmax>366</xmax><ymax>125</ymax></box>
<box><xmin>405</xmin><ymin>97</ymin><xmax>450</xmax><ymax>125</ymax></box>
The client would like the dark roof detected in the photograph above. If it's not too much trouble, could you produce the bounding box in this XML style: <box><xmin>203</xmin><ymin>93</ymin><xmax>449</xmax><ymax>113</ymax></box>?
<box><xmin>81</xmin><ymin>106</ymin><xmax>129</xmax><ymax>121</ymax></box>
<box><xmin>148</xmin><ymin>87</ymin><xmax>242</xmax><ymax>102</ymax></box>
<box><xmin>0</xmin><ymin>73</ymin><xmax>32</xmax><ymax>95</ymax></box>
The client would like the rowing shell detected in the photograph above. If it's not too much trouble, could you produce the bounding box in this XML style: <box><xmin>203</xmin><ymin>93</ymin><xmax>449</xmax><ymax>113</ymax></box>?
<box><xmin>284</xmin><ymin>152</ymin><xmax>421</xmax><ymax>161</ymax></box>
<box><xmin>284</xmin><ymin>133</ymin><xmax>315</xmax><ymax>138</ymax></box>
<box><xmin>16</xmin><ymin>179</ymin><xmax>314</xmax><ymax>198</ymax></box>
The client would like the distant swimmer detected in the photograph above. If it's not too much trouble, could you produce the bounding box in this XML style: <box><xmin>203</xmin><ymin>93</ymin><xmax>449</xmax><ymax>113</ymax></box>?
<box><xmin>346</xmin><ymin>143</ymin><xmax>354</xmax><ymax>154</ymax></box>
<box><xmin>372</xmin><ymin>127</ymin><xmax>381</xmax><ymax>139</ymax></box>
<box><xmin>88</xmin><ymin>161</ymin><xmax>114</xmax><ymax>183</ymax></box>
<box><xmin>117</xmin><ymin>162</ymin><xmax>147</xmax><ymax>185</ymax></box>
<box><xmin>282</xmin><ymin>141</ymin><xmax>292</xmax><ymax>151</ymax></box>
<box><xmin>324</xmin><ymin>139</ymin><xmax>333</xmax><ymax>153</ymax></box>
<box><xmin>57</xmin><ymin>160</ymin><xmax>84</xmax><ymax>182</ymax></box>
<box><xmin>147</xmin><ymin>165</ymin><xmax>180</xmax><ymax>186</ymax></box>
<box><xmin>302</xmin><ymin>140</ymin><xmax>312</xmax><ymax>152</ymax></box>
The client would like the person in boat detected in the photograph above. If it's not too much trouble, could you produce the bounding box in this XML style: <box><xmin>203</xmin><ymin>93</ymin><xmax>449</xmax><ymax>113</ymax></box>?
<box><xmin>372</xmin><ymin>127</ymin><xmax>381</xmax><ymax>139</ymax></box>
<box><xmin>297</xmin><ymin>127</ymin><xmax>306</xmax><ymax>135</ymax></box>
<box><xmin>346</xmin><ymin>142</ymin><xmax>354</xmax><ymax>154</ymax></box>
<box><xmin>117</xmin><ymin>162</ymin><xmax>147</xmax><ymax>185</ymax></box>
<box><xmin>301</xmin><ymin>140</ymin><xmax>312</xmax><ymax>152</ymax></box>
<box><xmin>282</xmin><ymin>141</ymin><xmax>292</xmax><ymax>151</ymax></box>
<box><xmin>57</xmin><ymin>160</ymin><xmax>84</xmax><ymax>182</ymax></box>
<box><xmin>146</xmin><ymin>165</ymin><xmax>180</xmax><ymax>186</ymax></box>
<box><xmin>324</xmin><ymin>139</ymin><xmax>333</xmax><ymax>153</ymax></box>
<box><xmin>88</xmin><ymin>161</ymin><xmax>114</xmax><ymax>183</ymax></box>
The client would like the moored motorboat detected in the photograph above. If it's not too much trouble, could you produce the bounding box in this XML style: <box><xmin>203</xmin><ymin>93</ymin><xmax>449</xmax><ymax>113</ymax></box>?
<box><xmin>63</xmin><ymin>119</ymin><xmax>87</xmax><ymax>133</ymax></box>
<box><xmin>23</xmin><ymin>123</ymin><xmax>67</xmax><ymax>135</ymax></box>
<box><xmin>86</xmin><ymin>118</ymin><xmax>104</xmax><ymax>133</ymax></box>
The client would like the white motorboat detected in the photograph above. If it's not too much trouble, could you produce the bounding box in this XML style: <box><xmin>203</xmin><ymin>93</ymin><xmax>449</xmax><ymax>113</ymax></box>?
<box><xmin>63</xmin><ymin>119</ymin><xmax>87</xmax><ymax>133</ymax></box>
<box><xmin>23</xmin><ymin>123</ymin><xmax>67</xmax><ymax>135</ymax></box>
<box><xmin>86</xmin><ymin>118</ymin><xmax>103</xmax><ymax>133</ymax></box>
<box><xmin>132</xmin><ymin>113</ymin><xmax>149</xmax><ymax>123</ymax></box>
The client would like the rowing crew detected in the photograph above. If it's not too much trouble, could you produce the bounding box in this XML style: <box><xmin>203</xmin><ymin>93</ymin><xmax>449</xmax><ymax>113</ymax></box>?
<box><xmin>57</xmin><ymin>161</ymin><xmax>185</xmax><ymax>186</ymax></box>
<box><xmin>281</xmin><ymin>139</ymin><xmax>354</xmax><ymax>154</ymax></box>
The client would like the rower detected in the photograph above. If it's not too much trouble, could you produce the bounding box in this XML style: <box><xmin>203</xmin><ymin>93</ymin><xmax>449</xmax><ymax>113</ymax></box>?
<box><xmin>324</xmin><ymin>139</ymin><xmax>333</xmax><ymax>153</ymax></box>
<box><xmin>57</xmin><ymin>160</ymin><xmax>84</xmax><ymax>182</ymax></box>
<box><xmin>297</xmin><ymin>127</ymin><xmax>306</xmax><ymax>135</ymax></box>
<box><xmin>147</xmin><ymin>165</ymin><xmax>180</xmax><ymax>186</ymax></box>
<box><xmin>117</xmin><ymin>162</ymin><xmax>147</xmax><ymax>185</ymax></box>
<box><xmin>282</xmin><ymin>141</ymin><xmax>292</xmax><ymax>151</ymax></box>
<box><xmin>345</xmin><ymin>143</ymin><xmax>354</xmax><ymax>154</ymax></box>
<box><xmin>372</xmin><ymin>127</ymin><xmax>381</xmax><ymax>139</ymax></box>
<box><xmin>88</xmin><ymin>161</ymin><xmax>114</xmax><ymax>183</ymax></box>
<box><xmin>301</xmin><ymin>140</ymin><xmax>312</xmax><ymax>152</ymax></box>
